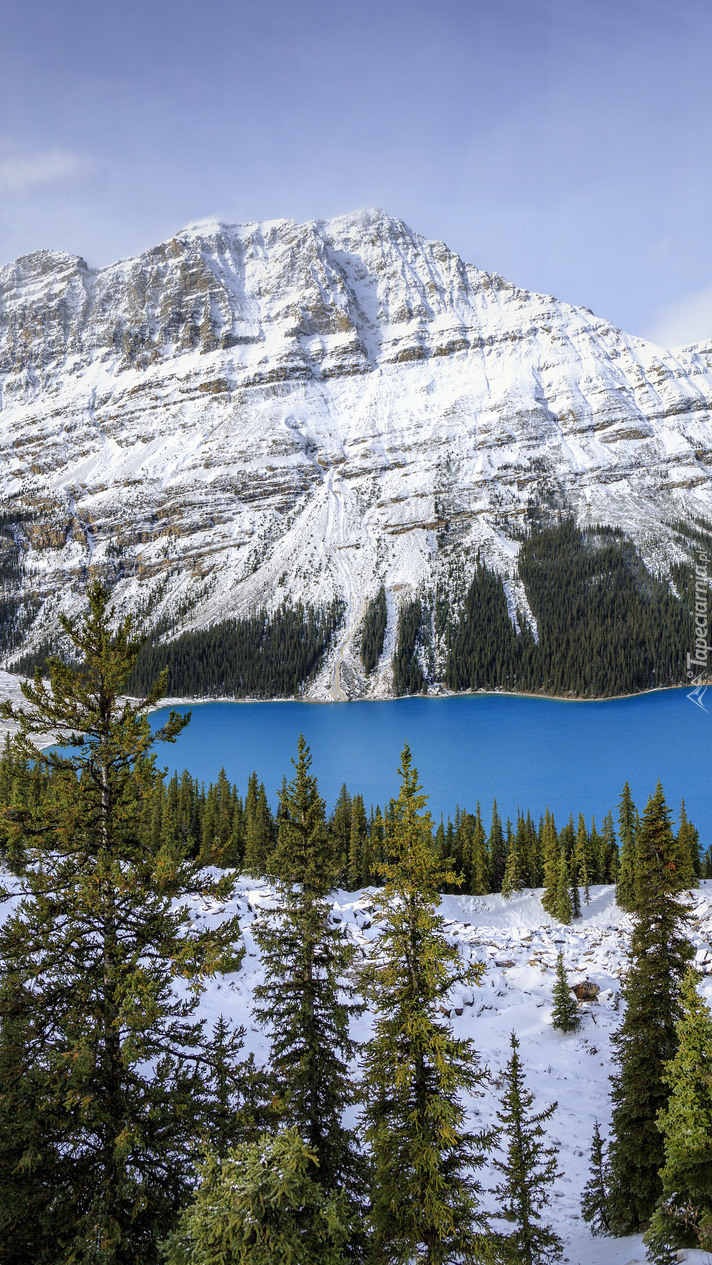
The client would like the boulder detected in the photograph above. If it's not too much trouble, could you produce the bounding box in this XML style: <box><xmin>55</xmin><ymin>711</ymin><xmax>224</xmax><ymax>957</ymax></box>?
<box><xmin>572</xmin><ymin>979</ymin><xmax>600</xmax><ymax>1002</ymax></box>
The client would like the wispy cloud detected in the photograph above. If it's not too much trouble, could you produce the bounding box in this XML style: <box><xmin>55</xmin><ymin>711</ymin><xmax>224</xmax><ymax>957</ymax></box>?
<box><xmin>0</xmin><ymin>149</ymin><xmax>87</xmax><ymax>195</ymax></box>
<box><xmin>645</xmin><ymin>284</ymin><xmax>712</xmax><ymax>349</ymax></box>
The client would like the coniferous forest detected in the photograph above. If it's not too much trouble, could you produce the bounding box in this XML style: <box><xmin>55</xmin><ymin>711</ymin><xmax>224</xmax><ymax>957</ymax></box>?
<box><xmin>407</xmin><ymin>521</ymin><xmax>695</xmax><ymax>698</ymax></box>
<box><xmin>127</xmin><ymin>599</ymin><xmax>345</xmax><ymax>698</ymax></box>
<box><xmin>0</xmin><ymin>586</ymin><xmax>711</xmax><ymax>1263</ymax></box>
<box><xmin>5</xmin><ymin>518</ymin><xmax>698</xmax><ymax>701</ymax></box>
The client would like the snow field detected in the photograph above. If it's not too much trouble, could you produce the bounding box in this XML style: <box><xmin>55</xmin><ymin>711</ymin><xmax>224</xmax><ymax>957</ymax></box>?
<box><xmin>4</xmin><ymin>863</ymin><xmax>710</xmax><ymax>1262</ymax></box>
<box><xmin>188</xmin><ymin>879</ymin><xmax>712</xmax><ymax>1265</ymax></box>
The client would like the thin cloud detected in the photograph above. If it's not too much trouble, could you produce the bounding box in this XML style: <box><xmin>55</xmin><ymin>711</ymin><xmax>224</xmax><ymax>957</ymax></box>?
<box><xmin>645</xmin><ymin>284</ymin><xmax>712</xmax><ymax>349</ymax></box>
<box><xmin>0</xmin><ymin>149</ymin><xmax>87</xmax><ymax>195</ymax></box>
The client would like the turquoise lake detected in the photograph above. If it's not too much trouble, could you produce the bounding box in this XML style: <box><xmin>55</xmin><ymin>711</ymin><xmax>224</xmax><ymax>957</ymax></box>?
<box><xmin>149</xmin><ymin>688</ymin><xmax>712</xmax><ymax>840</ymax></box>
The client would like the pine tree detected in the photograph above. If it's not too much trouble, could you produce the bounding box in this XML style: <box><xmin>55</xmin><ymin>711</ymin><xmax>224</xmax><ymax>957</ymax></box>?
<box><xmin>253</xmin><ymin>736</ymin><xmax>363</xmax><ymax>1213</ymax></box>
<box><xmin>607</xmin><ymin>783</ymin><xmax>694</xmax><ymax>1236</ymax></box>
<box><xmin>581</xmin><ymin>1122</ymin><xmax>610</xmax><ymax>1235</ymax></box>
<box><xmin>551</xmin><ymin>951</ymin><xmax>580</xmax><ymax>1033</ymax></box>
<box><xmin>491</xmin><ymin>1032</ymin><xmax>563</xmax><ymax>1265</ymax></box>
<box><xmin>644</xmin><ymin>968</ymin><xmax>712</xmax><ymax>1261</ymax></box>
<box><xmin>0</xmin><ymin>583</ymin><xmax>244</xmax><ymax>1265</ymax></box>
<box><xmin>361</xmin><ymin>743</ymin><xmax>492</xmax><ymax>1264</ymax></box>
<box><xmin>164</xmin><ymin>1129</ymin><xmax>351</xmax><ymax>1265</ymax></box>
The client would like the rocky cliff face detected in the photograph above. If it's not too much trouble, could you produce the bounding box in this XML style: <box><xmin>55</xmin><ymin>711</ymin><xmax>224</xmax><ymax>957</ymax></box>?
<box><xmin>1</xmin><ymin>207</ymin><xmax>712</xmax><ymax>697</ymax></box>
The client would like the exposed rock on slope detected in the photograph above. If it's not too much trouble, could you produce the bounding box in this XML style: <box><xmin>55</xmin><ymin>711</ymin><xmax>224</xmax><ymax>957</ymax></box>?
<box><xmin>1</xmin><ymin>208</ymin><xmax>712</xmax><ymax>696</ymax></box>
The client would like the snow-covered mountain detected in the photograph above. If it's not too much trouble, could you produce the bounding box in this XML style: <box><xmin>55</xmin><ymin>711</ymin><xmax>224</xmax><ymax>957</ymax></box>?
<box><xmin>2</xmin><ymin>207</ymin><xmax>712</xmax><ymax>696</ymax></box>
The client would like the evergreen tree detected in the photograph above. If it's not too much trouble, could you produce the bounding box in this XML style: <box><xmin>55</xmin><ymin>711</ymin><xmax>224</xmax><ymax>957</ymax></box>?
<box><xmin>164</xmin><ymin>1129</ymin><xmax>351</xmax><ymax>1265</ymax></box>
<box><xmin>361</xmin><ymin>744</ymin><xmax>492</xmax><ymax>1264</ymax></box>
<box><xmin>369</xmin><ymin>805</ymin><xmax>385</xmax><ymax>883</ymax></box>
<box><xmin>553</xmin><ymin>850</ymin><xmax>572</xmax><ymax>925</ymax></box>
<box><xmin>0</xmin><ymin>583</ymin><xmax>243</xmax><ymax>1265</ymax></box>
<box><xmin>674</xmin><ymin>800</ymin><xmax>699</xmax><ymax>888</ymax></box>
<box><xmin>331</xmin><ymin>783</ymin><xmax>353</xmax><ymax>880</ymax></box>
<box><xmin>607</xmin><ymin>783</ymin><xmax>694</xmax><ymax>1236</ymax></box>
<box><xmin>501</xmin><ymin>822</ymin><xmax>522</xmax><ymax>899</ymax></box>
<box><xmin>540</xmin><ymin>810</ymin><xmax>559</xmax><ymax>916</ymax></box>
<box><xmin>557</xmin><ymin>817</ymin><xmax>579</xmax><ymax>917</ymax></box>
<box><xmin>469</xmin><ymin>803</ymin><xmax>489</xmax><ymax>896</ymax></box>
<box><xmin>489</xmin><ymin>801</ymin><xmax>506</xmax><ymax>893</ymax></box>
<box><xmin>347</xmin><ymin>794</ymin><xmax>367</xmax><ymax>890</ymax></box>
<box><xmin>551</xmin><ymin>951</ymin><xmax>580</xmax><ymax>1033</ymax></box>
<box><xmin>491</xmin><ymin>1032</ymin><xmax>563</xmax><ymax>1265</ymax></box>
<box><xmin>616</xmin><ymin>782</ymin><xmax>638</xmax><ymax>911</ymax></box>
<box><xmin>361</xmin><ymin>587</ymin><xmax>388</xmax><ymax>675</ymax></box>
<box><xmin>253</xmin><ymin>736</ymin><xmax>363</xmax><ymax>1213</ymax></box>
<box><xmin>0</xmin><ymin>968</ymin><xmax>62</xmax><ymax>1263</ymax></box>
<box><xmin>644</xmin><ymin>968</ymin><xmax>712</xmax><ymax>1261</ymax></box>
<box><xmin>574</xmin><ymin>814</ymin><xmax>591</xmax><ymax>904</ymax></box>
<box><xmin>600</xmin><ymin>811</ymin><xmax>619</xmax><ymax>883</ymax></box>
<box><xmin>243</xmin><ymin>771</ymin><xmax>273</xmax><ymax>875</ymax></box>
<box><xmin>581</xmin><ymin>1122</ymin><xmax>610</xmax><ymax>1236</ymax></box>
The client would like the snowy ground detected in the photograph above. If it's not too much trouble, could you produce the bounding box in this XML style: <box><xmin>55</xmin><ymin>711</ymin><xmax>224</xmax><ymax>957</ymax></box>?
<box><xmin>189</xmin><ymin>878</ymin><xmax>712</xmax><ymax>1265</ymax></box>
<box><xmin>4</xmin><ymin>870</ymin><xmax>712</xmax><ymax>1263</ymax></box>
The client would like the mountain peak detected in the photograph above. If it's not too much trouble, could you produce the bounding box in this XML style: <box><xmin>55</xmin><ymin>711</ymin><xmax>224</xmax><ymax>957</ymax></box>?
<box><xmin>1</xmin><ymin>208</ymin><xmax>712</xmax><ymax>698</ymax></box>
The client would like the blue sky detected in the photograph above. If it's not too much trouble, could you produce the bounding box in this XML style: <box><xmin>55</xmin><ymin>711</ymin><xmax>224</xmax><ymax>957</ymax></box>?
<box><xmin>1</xmin><ymin>0</ymin><xmax>711</xmax><ymax>344</ymax></box>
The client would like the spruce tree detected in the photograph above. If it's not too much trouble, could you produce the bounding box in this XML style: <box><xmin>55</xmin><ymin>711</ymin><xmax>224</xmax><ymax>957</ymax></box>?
<box><xmin>588</xmin><ymin>816</ymin><xmax>603</xmax><ymax>885</ymax></box>
<box><xmin>491</xmin><ymin>1032</ymin><xmax>563</xmax><ymax>1265</ymax></box>
<box><xmin>574</xmin><ymin>814</ymin><xmax>591</xmax><ymax>904</ymax></box>
<box><xmin>489</xmin><ymin>800</ymin><xmax>506</xmax><ymax>892</ymax></box>
<box><xmin>553</xmin><ymin>850</ymin><xmax>572</xmax><ymax>924</ymax></box>
<box><xmin>551</xmin><ymin>951</ymin><xmax>580</xmax><ymax>1032</ymax></box>
<box><xmin>644</xmin><ymin>968</ymin><xmax>712</xmax><ymax>1261</ymax></box>
<box><xmin>607</xmin><ymin>783</ymin><xmax>693</xmax><ymax>1236</ymax></box>
<box><xmin>600</xmin><ymin>811</ymin><xmax>618</xmax><ymax>883</ymax></box>
<box><xmin>0</xmin><ymin>583</ymin><xmax>244</xmax><ymax>1265</ymax></box>
<box><xmin>253</xmin><ymin>736</ymin><xmax>363</xmax><ymax>1213</ymax></box>
<box><xmin>331</xmin><ymin>782</ymin><xmax>353</xmax><ymax>880</ymax></box>
<box><xmin>243</xmin><ymin>772</ymin><xmax>273</xmax><ymax>875</ymax></box>
<box><xmin>501</xmin><ymin>822</ymin><xmax>522</xmax><ymax>898</ymax></box>
<box><xmin>540</xmin><ymin>809</ymin><xmax>559</xmax><ymax>916</ymax></box>
<box><xmin>347</xmin><ymin>794</ymin><xmax>368</xmax><ymax>891</ymax></box>
<box><xmin>674</xmin><ymin>800</ymin><xmax>699</xmax><ymax>889</ymax></box>
<box><xmin>165</xmin><ymin>1129</ymin><xmax>351</xmax><ymax>1265</ymax></box>
<box><xmin>581</xmin><ymin>1121</ymin><xmax>610</xmax><ymax>1235</ymax></box>
<box><xmin>469</xmin><ymin>803</ymin><xmax>489</xmax><ymax>895</ymax></box>
<box><xmin>616</xmin><ymin>782</ymin><xmax>638</xmax><ymax>910</ymax></box>
<box><xmin>361</xmin><ymin>743</ymin><xmax>492</xmax><ymax>1264</ymax></box>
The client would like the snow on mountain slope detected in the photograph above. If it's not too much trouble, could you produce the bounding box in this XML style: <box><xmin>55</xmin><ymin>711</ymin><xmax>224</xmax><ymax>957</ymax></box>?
<box><xmin>2</xmin><ymin>208</ymin><xmax>712</xmax><ymax>696</ymax></box>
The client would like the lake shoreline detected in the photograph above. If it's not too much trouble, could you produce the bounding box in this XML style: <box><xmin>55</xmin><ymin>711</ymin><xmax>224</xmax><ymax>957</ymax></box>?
<box><xmin>151</xmin><ymin>681</ymin><xmax>697</xmax><ymax>711</ymax></box>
